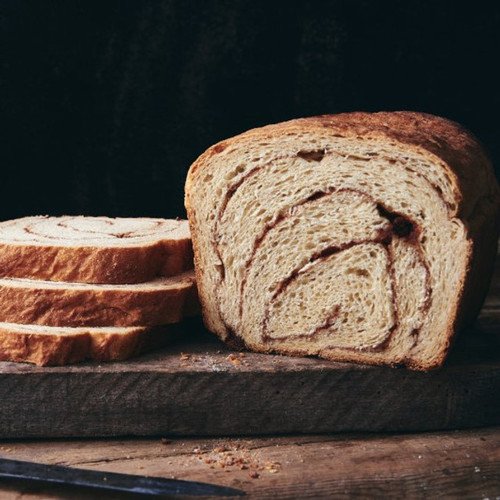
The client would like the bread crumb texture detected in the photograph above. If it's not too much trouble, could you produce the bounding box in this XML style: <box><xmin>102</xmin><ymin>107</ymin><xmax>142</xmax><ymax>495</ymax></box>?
<box><xmin>185</xmin><ymin>112</ymin><xmax>500</xmax><ymax>370</ymax></box>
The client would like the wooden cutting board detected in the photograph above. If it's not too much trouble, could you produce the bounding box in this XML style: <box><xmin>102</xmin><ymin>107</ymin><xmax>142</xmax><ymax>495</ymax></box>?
<box><xmin>0</xmin><ymin>259</ymin><xmax>499</xmax><ymax>439</ymax></box>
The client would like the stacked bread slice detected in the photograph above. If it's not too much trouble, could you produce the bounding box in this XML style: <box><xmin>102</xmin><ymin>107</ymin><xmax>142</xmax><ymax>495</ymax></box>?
<box><xmin>0</xmin><ymin>216</ymin><xmax>198</xmax><ymax>365</ymax></box>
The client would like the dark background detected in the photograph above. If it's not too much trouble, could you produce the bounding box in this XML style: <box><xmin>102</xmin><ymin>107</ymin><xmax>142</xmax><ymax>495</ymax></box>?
<box><xmin>0</xmin><ymin>1</ymin><xmax>499</xmax><ymax>220</ymax></box>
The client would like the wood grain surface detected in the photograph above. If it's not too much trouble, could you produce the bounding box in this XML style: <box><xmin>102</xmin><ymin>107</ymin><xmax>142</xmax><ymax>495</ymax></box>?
<box><xmin>0</xmin><ymin>250</ymin><xmax>498</xmax><ymax>439</ymax></box>
<box><xmin>0</xmin><ymin>427</ymin><xmax>499</xmax><ymax>499</ymax></box>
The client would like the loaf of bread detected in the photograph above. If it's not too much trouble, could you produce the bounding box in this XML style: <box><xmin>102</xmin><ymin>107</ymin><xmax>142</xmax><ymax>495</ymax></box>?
<box><xmin>0</xmin><ymin>216</ymin><xmax>192</xmax><ymax>284</ymax></box>
<box><xmin>185</xmin><ymin>112</ymin><xmax>500</xmax><ymax>370</ymax></box>
<box><xmin>0</xmin><ymin>322</ymin><xmax>180</xmax><ymax>366</ymax></box>
<box><xmin>0</xmin><ymin>270</ymin><xmax>196</xmax><ymax>327</ymax></box>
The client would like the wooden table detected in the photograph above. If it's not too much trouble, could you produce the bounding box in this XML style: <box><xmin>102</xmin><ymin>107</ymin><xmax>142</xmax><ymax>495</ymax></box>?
<box><xmin>1</xmin><ymin>252</ymin><xmax>499</xmax><ymax>498</ymax></box>
<box><xmin>0</xmin><ymin>427</ymin><xmax>499</xmax><ymax>498</ymax></box>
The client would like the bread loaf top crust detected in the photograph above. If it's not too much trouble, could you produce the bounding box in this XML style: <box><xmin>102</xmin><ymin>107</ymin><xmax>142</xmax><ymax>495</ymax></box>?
<box><xmin>188</xmin><ymin>112</ymin><xmax>498</xmax><ymax>221</ymax></box>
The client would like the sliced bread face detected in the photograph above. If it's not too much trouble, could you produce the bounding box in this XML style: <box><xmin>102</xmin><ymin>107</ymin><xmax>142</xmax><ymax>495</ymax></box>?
<box><xmin>0</xmin><ymin>216</ymin><xmax>193</xmax><ymax>284</ymax></box>
<box><xmin>185</xmin><ymin>112</ymin><xmax>500</xmax><ymax>370</ymax></box>
<box><xmin>0</xmin><ymin>270</ymin><xmax>196</xmax><ymax>327</ymax></box>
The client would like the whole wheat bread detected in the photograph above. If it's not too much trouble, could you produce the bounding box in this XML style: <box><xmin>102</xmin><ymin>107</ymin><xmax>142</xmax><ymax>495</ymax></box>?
<box><xmin>185</xmin><ymin>111</ymin><xmax>500</xmax><ymax>370</ymax></box>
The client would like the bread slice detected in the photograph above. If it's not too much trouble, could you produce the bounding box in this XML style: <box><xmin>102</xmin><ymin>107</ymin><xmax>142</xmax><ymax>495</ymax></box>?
<box><xmin>0</xmin><ymin>216</ymin><xmax>193</xmax><ymax>284</ymax></box>
<box><xmin>185</xmin><ymin>111</ymin><xmax>500</xmax><ymax>370</ymax></box>
<box><xmin>0</xmin><ymin>270</ymin><xmax>197</xmax><ymax>327</ymax></box>
<box><xmin>0</xmin><ymin>322</ymin><xmax>181</xmax><ymax>366</ymax></box>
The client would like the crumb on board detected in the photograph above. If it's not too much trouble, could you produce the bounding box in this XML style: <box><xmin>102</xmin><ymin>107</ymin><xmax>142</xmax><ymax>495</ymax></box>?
<box><xmin>214</xmin><ymin>445</ymin><xmax>228</xmax><ymax>453</ymax></box>
<box><xmin>226</xmin><ymin>353</ymin><xmax>244</xmax><ymax>366</ymax></box>
<box><xmin>189</xmin><ymin>440</ymin><xmax>281</xmax><ymax>477</ymax></box>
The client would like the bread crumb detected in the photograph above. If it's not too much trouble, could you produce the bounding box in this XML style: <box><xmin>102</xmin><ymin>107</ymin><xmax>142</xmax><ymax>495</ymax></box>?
<box><xmin>191</xmin><ymin>439</ymin><xmax>280</xmax><ymax>476</ymax></box>
<box><xmin>226</xmin><ymin>353</ymin><xmax>242</xmax><ymax>366</ymax></box>
<box><xmin>249</xmin><ymin>471</ymin><xmax>259</xmax><ymax>479</ymax></box>
<box><xmin>160</xmin><ymin>438</ymin><xmax>171</xmax><ymax>445</ymax></box>
<box><xmin>265</xmin><ymin>461</ymin><xmax>282</xmax><ymax>473</ymax></box>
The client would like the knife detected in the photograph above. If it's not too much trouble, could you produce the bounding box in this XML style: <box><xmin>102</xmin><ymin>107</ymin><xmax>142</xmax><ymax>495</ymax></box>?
<box><xmin>0</xmin><ymin>457</ymin><xmax>245</xmax><ymax>496</ymax></box>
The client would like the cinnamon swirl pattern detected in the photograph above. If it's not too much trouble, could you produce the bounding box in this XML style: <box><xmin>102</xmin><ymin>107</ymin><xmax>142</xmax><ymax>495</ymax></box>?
<box><xmin>0</xmin><ymin>216</ymin><xmax>193</xmax><ymax>283</ymax></box>
<box><xmin>186</xmin><ymin>112</ymin><xmax>499</xmax><ymax>370</ymax></box>
<box><xmin>0</xmin><ymin>217</ymin><xmax>198</xmax><ymax>365</ymax></box>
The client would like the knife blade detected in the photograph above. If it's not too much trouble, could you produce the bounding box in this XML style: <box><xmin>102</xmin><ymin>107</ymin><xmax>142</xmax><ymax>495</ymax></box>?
<box><xmin>0</xmin><ymin>457</ymin><xmax>245</xmax><ymax>496</ymax></box>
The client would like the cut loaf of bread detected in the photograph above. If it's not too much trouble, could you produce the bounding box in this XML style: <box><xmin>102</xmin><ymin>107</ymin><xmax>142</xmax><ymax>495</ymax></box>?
<box><xmin>185</xmin><ymin>111</ymin><xmax>500</xmax><ymax>370</ymax></box>
<box><xmin>0</xmin><ymin>216</ymin><xmax>193</xmax><ymax>284</ymax></box>
<box><xmin>0</xmin><ymin>322</ymin><xmax>181</xmax><ymax>366</ymax></box>
<box><xmin>0</xmin><ymin>270</ymin><xmax>197</xmax><ymax>327</ymax></box>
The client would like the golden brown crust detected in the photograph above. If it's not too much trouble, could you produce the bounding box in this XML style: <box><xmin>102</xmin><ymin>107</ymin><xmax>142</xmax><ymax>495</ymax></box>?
<box><xmin>0</xmin><ymin>324</ymin><xmax>179</xmax><ymax>366</ymax></box>
<box><xmin>0</xmin><ymin>328</ymin><xmax>89</xmax><ymax>365</ymax></box>
<box><xmin>454</xmin><ymin>208</ymin><xmax>499</xmax><ymax>331</ymax></box>
<box><xmin>0</xmin><ymin>272</ymin><xmax>197</xmax><ymax>327</ymax></box>
<box><xmin>185</xmin><ymin>111</ymin><xmax>500</xmax><ymax>371</ymax></box>
<box><xmin>0</xmin><ymin>239</ymin><xmax>193</xmax><ymax>284</ymax></box>
<box><xmin>189</xmin><ymin>111</ymin><xmax>498</xmax><ymax>213</ymax></box>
